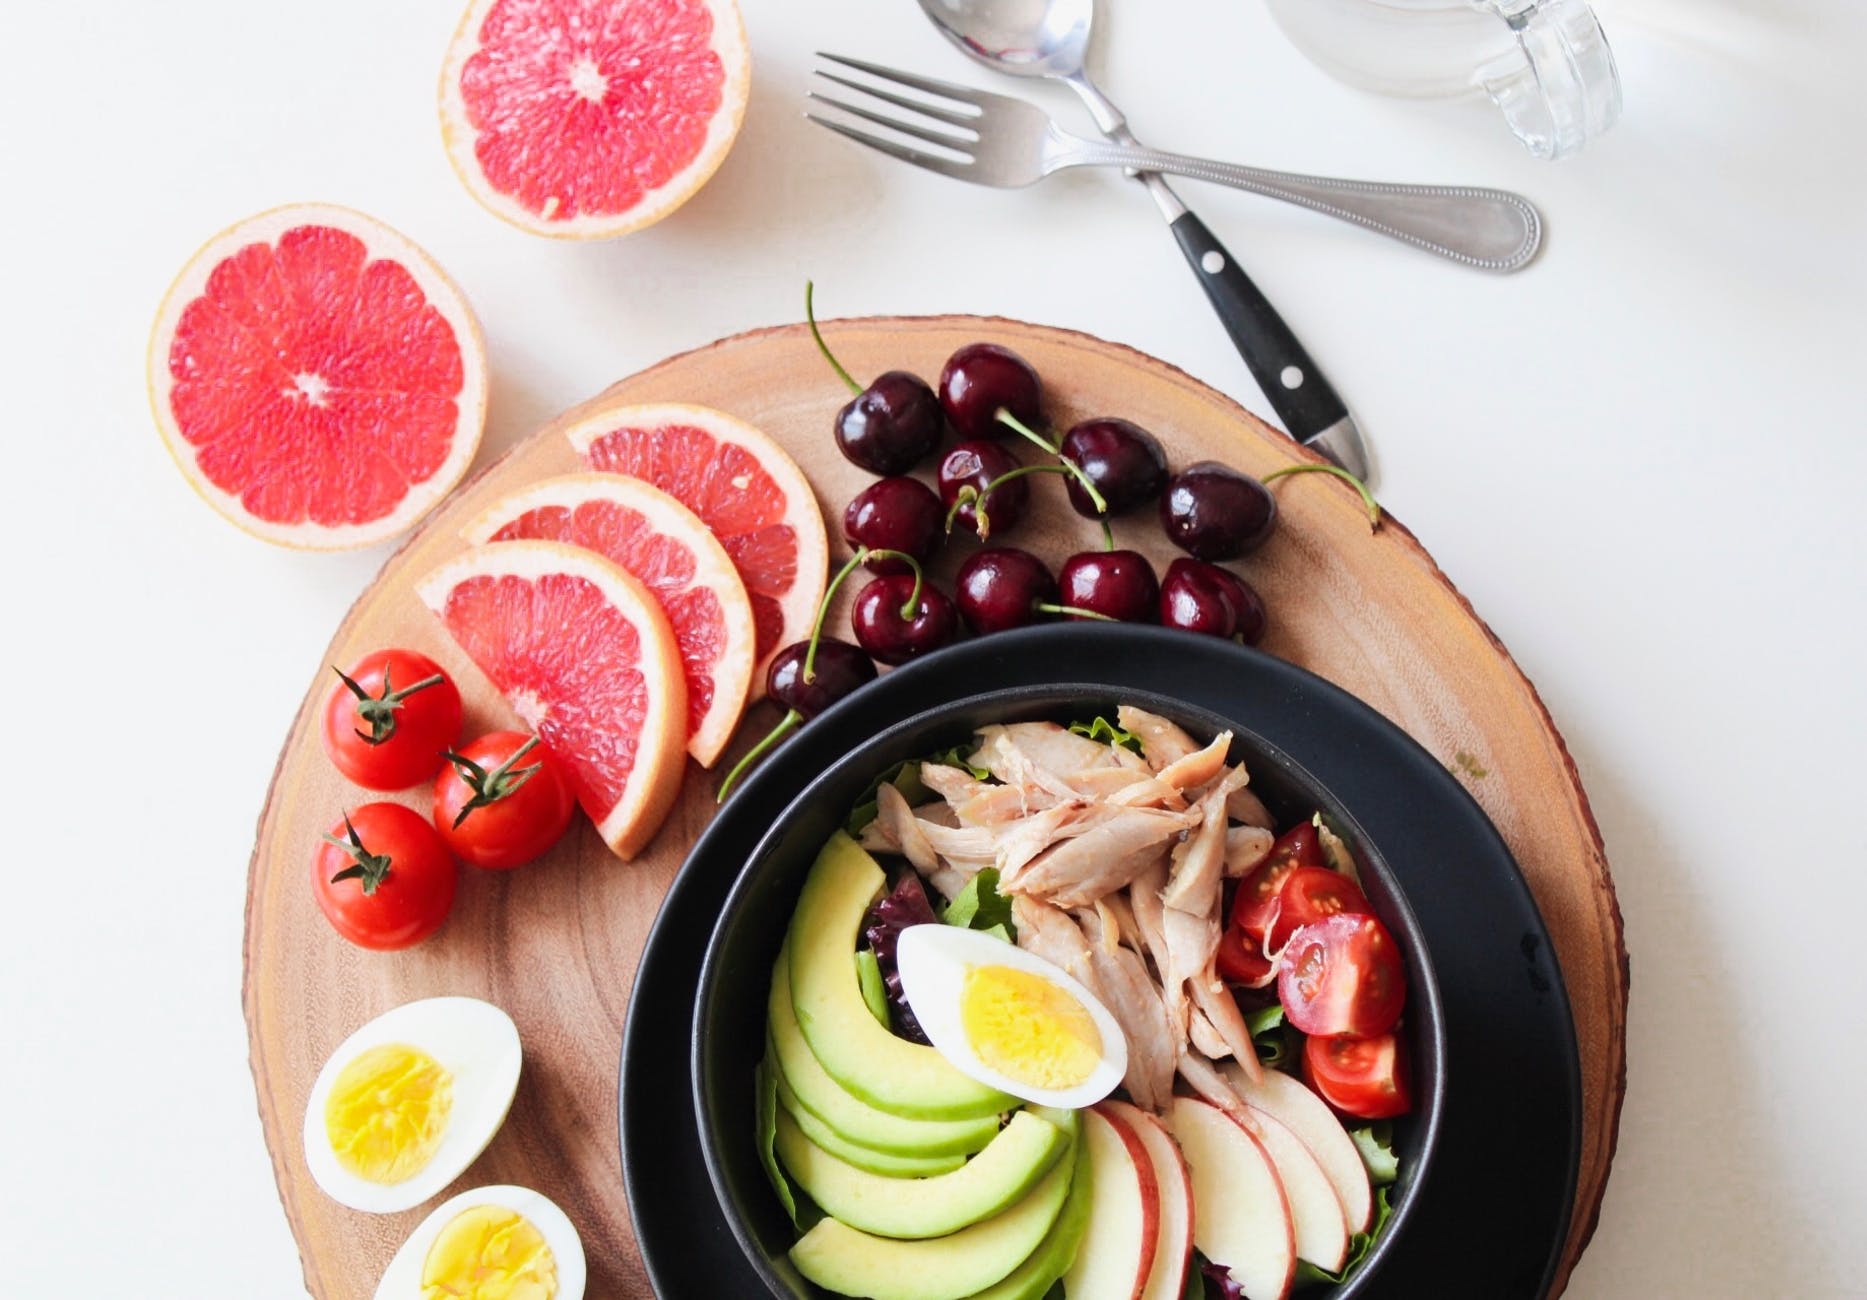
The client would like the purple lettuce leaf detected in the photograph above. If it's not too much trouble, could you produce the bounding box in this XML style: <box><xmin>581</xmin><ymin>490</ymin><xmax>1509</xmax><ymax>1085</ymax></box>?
<box><xmin>862</xmin><ymin>871</ymin><xmax>939</xmax><ymax>1044</ymax></box>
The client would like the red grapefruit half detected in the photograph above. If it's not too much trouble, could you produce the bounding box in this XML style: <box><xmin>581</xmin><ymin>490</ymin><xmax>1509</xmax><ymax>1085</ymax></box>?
<box><xmin>462</xmin><ymin>473</ymin><xmax>756</xmax><ymax>769</ymax></box>
<box><xmin>148</xmin><ymin>204</ymin><xmax>487</xmax><ymax>550</ymax></box>
<box><xmin>440</xmin><ymin>0</ymin><xmax>751</xmax><ymax>239</ymax></box>
<box><xmin>417</xmin><ymin>539</ymin><xmax>688</xmax><ymax>860</ymax></box>
<box><xmin>565</xmin><ymin>401</ymin><xmax>827</xmax><ymax>687</ymax></box>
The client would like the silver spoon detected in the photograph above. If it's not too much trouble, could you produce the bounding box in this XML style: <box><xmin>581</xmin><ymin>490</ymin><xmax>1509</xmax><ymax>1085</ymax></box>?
<box><xmin>916</xmin><ymin>0</ymin><xmax>1373</xmax><ymax>477</ymax></box>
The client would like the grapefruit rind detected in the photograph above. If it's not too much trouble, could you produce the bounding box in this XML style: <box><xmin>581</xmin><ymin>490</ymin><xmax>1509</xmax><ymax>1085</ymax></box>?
<box><xmin>562</xmin><ymin>400</ymin><xmax>829</xmax><ymax>691</ymax></box>
<box><xmin>461</xmin><ymin>472</ymin><xmax>757</xmax><ymax>769</ymax></box>
<box><xmin>415</xmin><ymin>539</ymin><xmax>688</xmax><ymax>860</ymax></box>
<box><xmin>438</xmin><ymin>0</ymin><xmax>752</xmax><ymax>240</ymax></box>
<box><xmin>146</xmin><ymin>203</ymin><xmax>488</xmax><ymax>551</ymax></box>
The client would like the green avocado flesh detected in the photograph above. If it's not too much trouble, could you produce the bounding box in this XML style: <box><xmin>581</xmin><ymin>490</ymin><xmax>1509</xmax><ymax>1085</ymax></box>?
<box><xmin>789</xmin><ymin>1129</ymin><xmax>1079</xmax><ymax>1300</ymax></box>
<box><xmin>776</xmin><ymin>1107</ymin><xmax>1069</xmax><ymax>1240</ymax></box>
<box><xmin>774</xmin><ymin>1069</ymin><xmax>967</xmax><ymax>1177</ymax></box>
<box><xmin>769</xmin><ymin>944</ymin><xmax>1002</xmax><ymax>1157</ymax></box>
<box><xmin>786</xmin><ymin>833</ymin><xmax>1012</xmax><ymax>1120</ymax></box>
<box><xmin>961</xmin><ymin>1126</ymin><xmax>1095</xmax><ymax>1300</ymax></box>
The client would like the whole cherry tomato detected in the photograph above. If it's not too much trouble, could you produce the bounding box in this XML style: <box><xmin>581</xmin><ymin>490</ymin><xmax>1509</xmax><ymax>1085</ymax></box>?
<box><xmin>432</xmin><ymin>732</ymin><xmax>576</xmax><ymax>870</ymax></box>
<box><xmin>320</xmin><ymin>649</ymin><xmax>462</xmax><ymax>790</ymax></box>
<box><xmin>312</xmin><ymin>803</ymin><xmax>456</xmax><ymax>950</ymax></box>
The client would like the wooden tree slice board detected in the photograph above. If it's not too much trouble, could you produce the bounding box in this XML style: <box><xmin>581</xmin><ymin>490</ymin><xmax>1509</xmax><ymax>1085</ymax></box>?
<box><xmin>244</xmin><ymin>316</ymin><xmax>1625</xmax><ymax>1299</ymax></box>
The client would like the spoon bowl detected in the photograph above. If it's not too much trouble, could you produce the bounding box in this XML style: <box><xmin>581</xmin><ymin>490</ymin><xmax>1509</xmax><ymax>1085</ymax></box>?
<box><xmin>916</xmin><ymin>0</ymin><xmax>1094</xmax><ymax>80</ymax></box>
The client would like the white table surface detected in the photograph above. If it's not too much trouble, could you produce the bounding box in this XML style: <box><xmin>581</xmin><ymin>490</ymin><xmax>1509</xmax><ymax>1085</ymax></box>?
<box><xmin>3</xmin><ymin>0</ymin><xmax>1861</xmax><ymax>1295</ymax></box>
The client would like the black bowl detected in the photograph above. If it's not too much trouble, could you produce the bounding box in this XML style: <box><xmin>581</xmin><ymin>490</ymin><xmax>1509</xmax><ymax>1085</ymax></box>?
<box><xmin>690</xmin><ymin>659</ymin><xmax>1450</xmax><ymax>1297</ymax></box>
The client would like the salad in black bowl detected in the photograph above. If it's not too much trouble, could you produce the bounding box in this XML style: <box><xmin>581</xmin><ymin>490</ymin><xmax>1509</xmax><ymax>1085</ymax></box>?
<box><xmin>692</xmin><ymin>685</ymin><xmax>1447</xmax><ymax>1300</ymax></box>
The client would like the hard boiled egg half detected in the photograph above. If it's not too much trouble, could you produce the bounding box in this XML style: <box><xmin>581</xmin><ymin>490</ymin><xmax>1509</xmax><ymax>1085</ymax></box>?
<box><xmin>302</xmin><ymin>996</ymin><xmax>522</xmax><ymax>1213</ymax></box>
<box><xmin>375</xmin><ymin>1185</ymin><xmax>585</xmax><ymax>1300</ymax></box>
<box><xmin>896</xmin><ymin>924</ymin><xmax>1127</xmax><ymax>1109</ymax></box>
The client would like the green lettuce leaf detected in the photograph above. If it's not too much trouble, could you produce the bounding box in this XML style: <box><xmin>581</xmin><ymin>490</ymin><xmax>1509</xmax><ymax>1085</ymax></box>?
<box><xmin>1349</xmin><ymin>1121</ymin><xmax>1398</xmax><ymax>1186</ymax></box>
<box><xmin>855</xmin><ymin>949</ymin><xmax>890</xmax><ymax>1027</ymax></box>
<box><xmin>943</xmin><ymin>866</ymin><xmax>1016</xmax><ymax>937</ymax></box>
<box><xmin>1245</xmin><ymin>1003</ymin><xmax>1298</xmax><ymax>1069</ymax></box>
<box><xmin>1068</xmin><ymin>715</ymin><xmax>1143</xmax><ymax>753</ymax></box>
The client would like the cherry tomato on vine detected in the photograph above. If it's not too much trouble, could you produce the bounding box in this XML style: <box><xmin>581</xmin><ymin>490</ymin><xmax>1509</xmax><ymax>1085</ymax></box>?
<box><xmin>1304</xmin><ymin>1031</ymin><xmax>1413</xmax><ymax>1119</ymax></box>
<box><xmin>433</xmin><ymin>732</ymin><xmax>576</xmax><ymax>870</ymax></box>
<box><xmin>1277</xmin><ymin>912</ymin><xmax>1407</xmax><ymax>1039</ymax></box>
<box><xmin>320</xmin><ymin>649</ymin><xmax>463</xmax><ymax>790</ymax></box>
<box><xmin>312</xmin><ymin>803</ymin><xmax>457</xmax><ymax>950</ymax></box>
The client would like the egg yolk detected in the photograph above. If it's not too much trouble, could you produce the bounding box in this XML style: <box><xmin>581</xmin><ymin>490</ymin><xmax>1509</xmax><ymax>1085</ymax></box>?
<box><xmin>960</xmin><ymin>964</ymin><xmax>1102</xmax><ymax>1090</ymax></box>
<box><xmin>324</xmin><ymin>1043</ymin><xmax>452</xmax><ymax>1184</ymax></box>
<box><xmin>421</xmin><ymin>1205</ymin><xmax>557</xmax><ymax>1300</ymax></box>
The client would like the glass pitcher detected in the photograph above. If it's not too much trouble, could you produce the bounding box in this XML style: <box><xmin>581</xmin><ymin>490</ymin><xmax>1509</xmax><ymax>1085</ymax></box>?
<box><xmin>1262</xmin><ymin>0</ymin><xmax>1622</xmax><ymax>160</ymax></box>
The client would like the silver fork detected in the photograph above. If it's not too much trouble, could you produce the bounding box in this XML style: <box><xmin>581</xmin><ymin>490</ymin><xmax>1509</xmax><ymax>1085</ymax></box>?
<box><xmin>809</xmin><ymin>53</ymin><xmax>1541</xmax><ymax>274</ymax></box>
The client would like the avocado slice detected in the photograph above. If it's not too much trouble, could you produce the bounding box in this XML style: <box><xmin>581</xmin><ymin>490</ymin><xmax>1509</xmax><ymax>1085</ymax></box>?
<box><xmin>770</xmin><ymin>944</ymin><xmax>1001</xmax><ymax>1157</ymax></box>
<box><xmin>776</xmin><ymin>1107</ymin><xmax>1068</xmax><ymax>1240</ymax></box>
<box><xmin>789</xmin><ymin>1128</ymin><xmax>1078</xmax><ymax>1300</ymax></box>
<box><xmin>774</xmin><ymin>1069</ymin><xmax>967</xmax><ymax>1178</ymax></box>
<box><xmin>962</xmin><ymin>1125</ymin><xmax>1095</xmax><ymax>1299</ymax></box>
<box><xmin>786</xmin><ymin>833</ymin><xmax>1012</xmax><ymax>1120</ymax></box>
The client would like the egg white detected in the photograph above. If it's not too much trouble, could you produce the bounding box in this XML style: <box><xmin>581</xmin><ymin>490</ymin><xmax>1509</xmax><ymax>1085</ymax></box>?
<box><xmin>373</xmin><ymin>1184</ymin><xmax>586</xmax><ymax>1300</ymax></box>
<box><xmin>302</xmin><ymin>996</ymin><xmax>523</xmax><ymax>1214</ymax></box>
<box><xmin>895</xmin><ymin>924</ymin><xmax>1128</xmax><ymax>1110</ymax></box>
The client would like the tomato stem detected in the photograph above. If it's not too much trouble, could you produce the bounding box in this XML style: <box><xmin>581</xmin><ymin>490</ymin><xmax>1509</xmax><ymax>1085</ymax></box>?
<box><xmin>334</xmin><ymin>665</ymin><xmax>447</xmax><ymax>746</ymax></box>
<box><xmin>441</xmin><ymin>735</ymin><xmax>544</xmax><ymax>829</ymax></box>
<box><xmin>323</xmin><ymin>811</ymin><xmax>393</xmax><ymax>894</ymax></box>
<box><xmin>805</xmin><ymin>281</ymin><xmax>861</xmax><ymax>396</ymax></box>
<box><xmin>1261</xmin><ymin>463</ymin><xmax>1382</xmax><ymax>532</ymax></box>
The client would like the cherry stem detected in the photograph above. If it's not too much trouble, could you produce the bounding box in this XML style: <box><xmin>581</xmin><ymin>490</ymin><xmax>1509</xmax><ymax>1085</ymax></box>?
<box><xmin>805</xmin><ymin>281</ymin><xmax>861</xmax><ymax>396</ymax></box>
<box><xmin>995</xmin><ymin>409</ymin><xmax>1109</xmax><ymax>515</ymax></box>
<box><xmin>944</xmin><ymin>485</ymin><xmax>979</xmax><ymax>537</ymax></box>
<box><xmin>1035</xmin><ymin>602</ymin><xmax>1117</xmax><ymax>622</ymax></box>
<box><xmin>1101</xmin><ymin>518</ymin><xmax>1116</xmax><ymax>552</ymax></box>
<box><xmin>1261</xmin><ymin>463</ymin><xmax>1382</xmax><ymax>532</ymax></box>
<box><xmin>717</xmin><ymin>710</ymin><xmax>801</xmax><ymax>802</ymax></box>
<box><xmin>864</xmin><ymin>549</ymin><xmax>925</xmax><ymax>621</ymax></box>
<box><xmin>804</xmin><ymin>549</ymin><xmax>870</xmax><ymax>681</ymax></box>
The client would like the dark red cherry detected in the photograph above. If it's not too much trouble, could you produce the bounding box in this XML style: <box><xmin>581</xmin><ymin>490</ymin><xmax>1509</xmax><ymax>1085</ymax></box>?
<box><xmin>1059</xmin><ymin>418</ymin><xmax>1168</xmax><ymax>517</ymax></box>
<box><xmin>1057</xmin><ymin>550</ymin><xmax>1160</xmax><ymax>623</ymax></box>
<box><xmin>1160</xmin><ymin>557</ymin><xmax>1265</xmax><ymax>644</ymax></box>
<box><xmin>843</xmin><ymin>477</ymin><xmax>944</xmax><ymax>575</ymax></box>
<box><xmin>956</xmin><ymin>547</ymin><xmax>1058</xmax><ymax>635</ymax></box>
<box><xmin>939</xmin><ymin>440</ymin><xmax>1029</xmax><ymax>538</ymax></box>
<box><xmin>852</xmin><ymin>576</ymin><xmax>960</xmax><ymax>665</ymax></box>
<box><xmin>835</xmin><ymin>371</ymin><xmax>945</xmax><ymax>474</ymax></box>
<box><xmin>938</xmin><ymin>343</ymin><xmax>1043</xmax><ymax>441</ymax></box>
<box><xmin>765</xmin><ymin>639</ymin><xmax>877</xmax><ymax>718</ymax></box>
<box><xmin>1159</xmin><ymin>461</ymin><xmax>1278</xmax><ymax>560</ymax></box>
<box><xmin>1204</xmin><ymin>564</ymin><xmax>1267</xmax><ymax>646</ymax></box>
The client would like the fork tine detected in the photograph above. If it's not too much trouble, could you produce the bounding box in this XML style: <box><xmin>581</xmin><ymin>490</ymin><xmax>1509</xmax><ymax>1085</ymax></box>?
<box><xmin>807</xmin><ymin>92</ymin><xmax>974</xmax><ymax>152</ymax></box>
<box><xmin>813</xmin><ymin>71</ymin><xmax>978</xmax><ymax>129</ymax></box>
<box><xmin>816</xmin><ymin>52</ymin><xmax>987</xmax><ymax>109</ymax></box>
<box><xmin>805</xmin><ymin>114</ymin><xmax>975</xmax><ymax>181</ymax></box>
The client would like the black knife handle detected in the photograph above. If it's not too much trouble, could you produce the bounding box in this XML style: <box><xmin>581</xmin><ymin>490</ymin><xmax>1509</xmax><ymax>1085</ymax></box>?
<box><xmin>1169</xmin><ymin>211</ymin><xmax>1348</xmax><ymax>443</ymax></box>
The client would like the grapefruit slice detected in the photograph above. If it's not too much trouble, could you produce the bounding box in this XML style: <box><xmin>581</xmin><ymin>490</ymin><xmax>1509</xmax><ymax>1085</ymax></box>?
<box><xmin>417</xmin><ymin>539</ymin><xmax>688</xmax><ymax>860</ymax></box>
<box><xmin>463</xmin><ymin>473</ymin><xmax>756</xmax><ymax>769</ymax></box>
<box><xmin>565</xmin><ymin>401</ymin><xmax>827</xmax><ymax>686</ymax></box>
<box><xmin>440</xmin><ymin>0</ymin><xmax>752</xmax><ymax>238</ymax></box>
<box><xmin>148</xmin><ymin>204</ymin><xmax>487</xmax><ymax>550</ymax></box>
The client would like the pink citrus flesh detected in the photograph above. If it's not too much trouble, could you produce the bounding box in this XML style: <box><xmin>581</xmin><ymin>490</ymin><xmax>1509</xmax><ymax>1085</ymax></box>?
<box><xmin>463</xmin><ymin>473</ymin><xmax>756</xmax><ymax>768</ymax></box>
<box><xmin>417</xmin><ymin>539</ymin><xmax>688</xmax><ymax>860</ymax></box>
<box><xmin>148</xmin><ymin>204</ymin><xmax>486</xmax><ymax>549</ymax></box>
<box><xmin>565</xmin><ymin>401</ymin><xmax>828</xmax><ymax>688</ymax></box>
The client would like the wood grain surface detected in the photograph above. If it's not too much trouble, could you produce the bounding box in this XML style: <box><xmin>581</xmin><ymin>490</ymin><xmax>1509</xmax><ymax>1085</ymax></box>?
<box><xmin>244</xmin><ymin>316</ymin><xmax>1626</xmax><ymax>1298</ymax></box>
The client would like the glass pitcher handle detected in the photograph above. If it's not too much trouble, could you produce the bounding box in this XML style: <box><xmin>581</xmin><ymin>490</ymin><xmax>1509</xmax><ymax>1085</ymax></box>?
<box><xmin>1477</xmin><ymin>0</ymin><xmax>1623</xmax><ymax>160</ymax></box>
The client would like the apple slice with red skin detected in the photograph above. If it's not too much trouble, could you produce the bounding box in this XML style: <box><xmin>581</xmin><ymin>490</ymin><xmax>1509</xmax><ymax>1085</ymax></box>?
<box><xmin>1100</xmin><ymin>1099</ymin><xmax>1195</xmax><ymax>1300</ymax></box>
<box><xmin>1168</xmin><ymin>1096</ymin><xmax>1296</xmax><ymax>1300</ymax></box>
<box><xmin>1063</xmin><ymin>1105</ymin><xmax>1160</xmax><ymax>1300</ymax></box>
<box><xmin>1248</xmin><ymin>1107</ymin><xmax>1349</xmax><ymax>1272</ymax></box>
<box><xmin>1223</xmin><ymin>1062</ymin><xmax>1373</xmax><ymax>1233</ymax></box>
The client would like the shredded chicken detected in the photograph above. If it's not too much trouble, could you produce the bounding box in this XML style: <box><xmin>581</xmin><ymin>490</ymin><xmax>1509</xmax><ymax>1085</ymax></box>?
<box><xmin>1225</xmin><ymin>824</ymin><xmax>1275</xmax><ymax>876</ymax></box>
<box><xmin>1226</xmin><ymin>784</ymin><xmax>1276</xmax><ymax>831</ymax></box>
<box><xmin>873</xmin><ymin>782</ymin><xmax>938</xmax><ymax>873</ymax></box>
<box><xmin>1178</xmin><ymin>1051</ymin><xmax>1259</xmax><ymax>1130</ymax></box>
<box><xmin>1075</xmin><ymin>906</ymin><xmax>1179</xmax><ymax>1112</ymax></box>
<box><xmin>1006</xmin><ymin>806</ymin><xmax>1195</xmax><ymax>907</ymax></box>
<box><xmin>1012</xmin><ymin>897</ymin><xmax>1105</xmax><ymax>999</ymax></box>
<box><xmin>1156</xmin><ymin>730</ymin><xmax>1234</xmax><ymax>792</ymax></box>
<box><xmin>1118</xmin><ymin>705</ymin><xmax>1201</xmax><ymax>770</ymax></box>
<box><xmin>1189</xmin><ymin>963</ymin><xmax>1263</xmax><ymax>1083</ymax></box>
<box><xmin>1159</xmin><ymin>768</ymin><xmax>1245</xmax><ymax>914</ymax></box>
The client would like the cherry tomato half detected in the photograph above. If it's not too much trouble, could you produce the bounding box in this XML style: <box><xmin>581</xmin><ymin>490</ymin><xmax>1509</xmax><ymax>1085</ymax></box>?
<box><xmin>312</xmin><ymin>803</ymin><xmax>457</xmax><ymax>950</ymax></box>
<box><xmin>1304</xmin><ymin>1032</ymin><xmax>1412</xmax><ymax>1119</ymax></box>
<box><xmin>1230</xmin><ymin>822</ymin><xmax>1325</xmax><ymax>941</ymax></box>
<box><xmin>320</xmin><ymin>649</ymin><xmax>463</xmax><ymax>791</ymax></box>
<box><xmin>433</xmin><ymin>732</ymin><xmax>576</xmax><ymax>870</ymax></box>
<box><xmin>1267</xmin><ymin>866</ymin><xmax>1373</xmax><ymax>952</ymax></box>
<box><xmin>1277</xmin><ymin>912</ymin><xmax>1407</xmax><ymax>1039</ymax></box>
<box><xmin>1217</xmin><ymin>923</ymin><xmax>1275</xmax><ymax>987</ymax></box>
